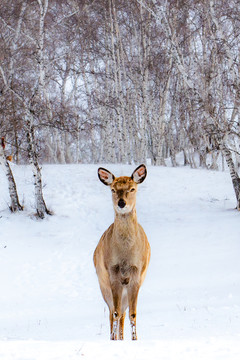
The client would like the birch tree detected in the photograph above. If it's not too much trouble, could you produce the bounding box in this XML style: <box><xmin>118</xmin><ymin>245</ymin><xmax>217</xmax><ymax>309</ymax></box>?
<box><xmin>0</xmin><ymin>137</ymin><xmax>23</xmax><ymax>212</ymax></box>
<box><xmin>0</xmin><ymin>0</ymin><xmax>50</xmax><ymax>218</ymax></box>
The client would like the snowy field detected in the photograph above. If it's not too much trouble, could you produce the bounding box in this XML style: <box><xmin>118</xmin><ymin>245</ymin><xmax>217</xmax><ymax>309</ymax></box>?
<box><xmin>0</xmin><ymin>163</ymin><xmax>240</xmax><ymax>359</ymax></box>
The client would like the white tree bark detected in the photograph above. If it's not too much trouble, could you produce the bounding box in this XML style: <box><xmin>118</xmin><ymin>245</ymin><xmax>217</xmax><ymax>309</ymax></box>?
<box><xmin>222</xmin><ymin>144</ymin><xmax>240</xmax><ymax>210</ymax></box>
<box><xmin>26</xmin><ymin>113</ymin><xmax>50</xmax><ymax>218</ymax></box>
<box><xmin>0</xmin><ymin>140</ymin><xmax>23</xmax><ymax>212</ymax></box>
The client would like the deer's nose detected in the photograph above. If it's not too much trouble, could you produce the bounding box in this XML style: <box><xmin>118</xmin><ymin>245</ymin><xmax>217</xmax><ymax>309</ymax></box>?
<box><xmin>118</xmin><ymin>198</ymin><xmax>126</xmax><ymax>208</ymax></box>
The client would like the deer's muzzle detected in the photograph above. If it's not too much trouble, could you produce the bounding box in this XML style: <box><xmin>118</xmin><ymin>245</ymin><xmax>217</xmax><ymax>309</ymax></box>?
<box><xmin>118</xmin><ymin>198</ymin><xmax>126</xmax><ymax>208</ymax></box>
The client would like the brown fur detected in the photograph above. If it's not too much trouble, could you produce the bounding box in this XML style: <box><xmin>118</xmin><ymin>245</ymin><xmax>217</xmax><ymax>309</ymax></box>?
<box><xmin>94</xmin><ymin>165</ymin><xmax>151</xmax><ymax>340</ymax></box>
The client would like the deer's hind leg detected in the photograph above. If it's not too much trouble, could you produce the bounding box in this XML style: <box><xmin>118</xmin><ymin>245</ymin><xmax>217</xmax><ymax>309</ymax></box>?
<box><xmin>109</xmin><ymin>310</ymin><xmax>126</xmax><ymax>340</ymax></box>
<box><xmin>98</xmin><ymin>282</ymin><xmax>115</xmax><ymax>340</ymax></box>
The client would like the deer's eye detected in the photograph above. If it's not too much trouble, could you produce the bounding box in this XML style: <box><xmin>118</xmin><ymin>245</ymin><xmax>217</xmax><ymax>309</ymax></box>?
<box><xmin>111</xmin><ymin>189</ymin><xmax>116</xmax><ymax>193</ymax></box>
<box><xmin>130</xmin><ymin>188</ymin><xmax>135</xmax><ymax>192</ymax></box>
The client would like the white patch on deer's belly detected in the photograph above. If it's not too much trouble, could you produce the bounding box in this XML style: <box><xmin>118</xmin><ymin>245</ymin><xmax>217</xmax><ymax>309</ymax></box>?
<box><xmin>121</xmin><ymin>287</ymin><xmax>128</xmax><ymax>312</ymax></box>
<box><xmin>122</xmin><ymin>287</ymin><xmax>128</xmax><ymax>298</ymax></box>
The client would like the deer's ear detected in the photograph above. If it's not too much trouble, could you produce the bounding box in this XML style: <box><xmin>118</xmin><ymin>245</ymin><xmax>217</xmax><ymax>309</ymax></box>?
<box><xmin>131</xmin><ymin>164</ymin><xmax>147</xmax><ymax>184</ymax></box>
<box><xmin>98</xmin><ymin>168</ymin><xmax>115</xmax><ymax>186</ymax></box>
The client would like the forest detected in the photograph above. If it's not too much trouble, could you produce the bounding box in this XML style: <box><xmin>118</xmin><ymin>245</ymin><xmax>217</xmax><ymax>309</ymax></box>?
<box><xmin>0</xmin><ymin>0</ymin><xmax>240</xmax><ymax>214</ymax></box>
<box><xmin>0</xmin><ymin>2</ymin><xmax>240</xmax><ymax>355</ymax></box>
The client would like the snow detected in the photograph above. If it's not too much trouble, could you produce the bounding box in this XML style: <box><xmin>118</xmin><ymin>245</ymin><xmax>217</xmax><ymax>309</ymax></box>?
<box><xmin>0</xmin><ymin>163</ymin><xmax>240</xmax><ymax>359</ymax></box>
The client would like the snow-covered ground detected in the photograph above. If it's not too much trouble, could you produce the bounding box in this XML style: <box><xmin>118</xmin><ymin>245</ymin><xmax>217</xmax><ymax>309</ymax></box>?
<box><xmin>0</xmin><ymin>163</ymin><xmax>240</xmax><ymax>359</ymax></box>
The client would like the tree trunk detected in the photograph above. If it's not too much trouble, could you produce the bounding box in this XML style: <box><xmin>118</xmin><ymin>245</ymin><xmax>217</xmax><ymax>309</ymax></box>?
<box><xmin>222</xmin><ymin>145</ymin><xmax>240</xmax><ymax>210</ymax></box>
<box><xmin>0</xmin><ymin>139</ymin><xmax>23</xmax><ymax>212</ymax></box>
<box><xmin>26</xmin><ymin>116</ymin><xmax>50</xmax><ymax>218</ymax></box>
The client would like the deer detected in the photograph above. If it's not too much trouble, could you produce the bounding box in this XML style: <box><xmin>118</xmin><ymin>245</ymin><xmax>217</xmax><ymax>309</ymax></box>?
<box><xmin>93</xmin><ymin>164</ymin><xmax>151</xmax><ymax>340</ymax></box>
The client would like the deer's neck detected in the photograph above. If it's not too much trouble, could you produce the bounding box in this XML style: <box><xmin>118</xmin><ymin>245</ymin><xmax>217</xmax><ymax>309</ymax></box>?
<box><xmin>113</xmin><ymin>208</ymin><xmax>138</xmax><ymax>245</ymax></box>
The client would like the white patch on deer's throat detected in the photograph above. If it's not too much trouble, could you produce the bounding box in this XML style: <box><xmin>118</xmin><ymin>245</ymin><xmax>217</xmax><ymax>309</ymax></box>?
<box><xmin>115</xmin><ymin>204</ymin><xmax>132</xmax><ymax>214</ymax></box>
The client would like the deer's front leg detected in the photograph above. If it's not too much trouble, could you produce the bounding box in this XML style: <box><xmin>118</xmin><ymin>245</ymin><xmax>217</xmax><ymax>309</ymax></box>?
<box><xmin>110</xmin><ymin>281</ymin><xmax>123</xmax><ymax>340</ymax></box>
<box><xmin>128</xmin><ymin>283</ymin><xmax>140</xmax><ymax>340</ymax></box>
<box><xmin>119</xmin><ymin>312</ymin><xmax>126</xmax><ymax>340</ymax></box>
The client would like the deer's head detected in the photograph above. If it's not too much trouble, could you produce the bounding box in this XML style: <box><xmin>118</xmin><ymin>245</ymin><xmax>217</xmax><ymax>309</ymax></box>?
<box><xmin>98</xmin><ymin>165</ymin><xmax>147</xmax><ymax>214</ymax></box>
